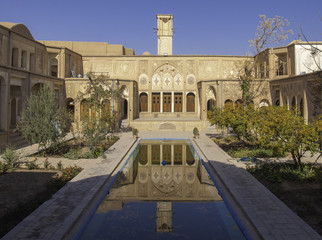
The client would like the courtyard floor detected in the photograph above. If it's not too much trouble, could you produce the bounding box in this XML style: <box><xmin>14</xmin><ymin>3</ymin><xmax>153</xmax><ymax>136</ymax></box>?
<box><xmin>1</xmin><ymin>131</ymin><xmax>321</xmax><ymax>240</ymax></box>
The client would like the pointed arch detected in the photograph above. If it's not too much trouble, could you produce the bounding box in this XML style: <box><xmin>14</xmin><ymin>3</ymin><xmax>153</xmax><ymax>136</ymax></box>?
<box><xmin>186</xmin><ymin>92</ymin><xmax>195</xmax><ymax>112</ymax></box>
<box><xmin>139</xmin><ymin>92</ymin><xmax>148</xmax><ymax>112</ymax></box>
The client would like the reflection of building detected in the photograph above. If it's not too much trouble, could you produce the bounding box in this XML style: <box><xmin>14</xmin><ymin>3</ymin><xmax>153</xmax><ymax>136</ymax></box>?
<box><xmin>106</xmin><ymin>140</ymin><xmax>221</xmax><ymax>201</ymax></box>
<box><xmin>97</xmin><ymin>140</ymin><xmax>221</xmax><ymax>232</ymax></box>
<box><xmin>0</xmin><ymin>15</ymin><xmax>321</xmax><ymax>148</ymax></box>
<box><xmin>156</xmin><ymin>202</ymin><xmax>172</xmax><ymax>232</ymax></box>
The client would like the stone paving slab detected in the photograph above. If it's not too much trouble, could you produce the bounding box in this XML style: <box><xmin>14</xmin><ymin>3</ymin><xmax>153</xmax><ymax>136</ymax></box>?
<box><xmin>194</xmin><ymin>132</ymin><xmax>322</xmax><ymax>240</ymax></box>
<box><xmin>3</xmin><ymin>131</ymin><xmax>136</xmax><ymax>240</ymax></box>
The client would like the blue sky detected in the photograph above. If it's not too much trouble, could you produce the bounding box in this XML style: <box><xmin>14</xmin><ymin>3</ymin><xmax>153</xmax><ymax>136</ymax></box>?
<box><xmin>1</xmin><ymin>0</ymin><xmax>321</xmax><ymax>55</ymax></box>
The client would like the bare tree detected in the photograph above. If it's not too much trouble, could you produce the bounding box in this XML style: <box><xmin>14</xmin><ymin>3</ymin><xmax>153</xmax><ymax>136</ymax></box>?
<box><xmin>238</xmin><ymin>15</ymin><xmax>293</xmax><ymax>104</ymax></box>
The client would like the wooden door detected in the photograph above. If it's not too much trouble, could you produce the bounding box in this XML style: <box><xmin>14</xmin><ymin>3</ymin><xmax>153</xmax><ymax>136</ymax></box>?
<box><xmin>174</xmin><ymin>93</ymin><xmax>182</xmax><ymax>112</ymax></box>
<box><xmin>163</xmin><ymin>145</ymin><xmax>171</xmax><ymax>165</ymax></box>
<box><xmin>187</xmin><ymin>93</ymin><xmax>195</xmax><ymax>112</ymax></box>
<box><xmin>174</xmin><ymin>145</ymin><xmax>182</xmax><ymax>165</ymax></box>
<box><xmin>152</xmin><ymin>145</ymin><xmax>160</xmax><ymax>165</ymax></box>
<box><xmin>163</xmin><ymin>93</ymin><xmax>171</xmax><ymax>112</ymax></box>
<box><xmin>152</xmin><ymin>93</ymin><xmax>160</xmax><ymax>112</ymax></box>
<box><xmin>140</xmin><ymin>93</ymin><xmax>148</xmax><ymax>112</ymax></box>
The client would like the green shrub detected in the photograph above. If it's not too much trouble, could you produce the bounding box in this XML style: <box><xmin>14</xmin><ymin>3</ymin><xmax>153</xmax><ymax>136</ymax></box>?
<box><xmin>43</xmin><ymin>158</ymin><xmax>50</xmax><ymax>169</ymax></box>
<box><xmin>0</xmin><ymin>145</ymin><xmax>21</xmax><ymax>172</ymax></box>
<box><xmin>56</xmin><ymin>161</ymin><xmax>63</xmax><ymax>170</ymax></box>
<box><xmin>229</xmin><ymin>148</ymin><xmax>281</xmax><ymax>158</ymax></box>
<box><xmin>52</xmin><ymin>165</ymin><xmax>83</xmax><ymax>187</ymax></box>
<box><xmin>26</xmin><ymin>160</ymin><xmax>39</xmax><ymax>170</ymax></box>
<box><xmin>193</xmin><ymin>127</ymin><xmax>199</xmax><ymax>137</ymax></box>
<box><xmin>63</xmin><ymin>148</ymin><xmax>81</xmax><ymax>159</ymax></box>
<box><xmin>247</xmin><ymin>162</ymin><xmax>317</xmax><ymax>183</ymax></box>
<box><xmin>132</xmin><ymin>128</ymin><xmax>138</xmax><ymax>137</ymax></box>
<box><xmin>0</xmin><ymin>162</ymin><xmax>10</xmax><ymax>173</ymax></box>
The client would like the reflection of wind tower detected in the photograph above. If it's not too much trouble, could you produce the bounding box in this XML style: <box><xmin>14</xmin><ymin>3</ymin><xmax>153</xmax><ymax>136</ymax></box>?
<box><xmin>156</xmin><ymin>202</ymin><xmax>172</xmax><ymax>232</ymax></box>
<box><xmin>156</xmin><ymin>14</ymin><xmax>174</xmax><ymax>55</ymax></box>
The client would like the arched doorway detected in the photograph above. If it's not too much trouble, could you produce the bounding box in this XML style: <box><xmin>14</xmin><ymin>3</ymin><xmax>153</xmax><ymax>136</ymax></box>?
<box><xmin>207</xmin><ymin>99</ymin><xmax>216</xmax><ymax>111</ymax></box>
<box><xmin>300</xmin><ymin>98</ymin><xmax>304</xmax><ymax>116</ymax></box>
<box><xmin>11</xmin><ymin>98</ymin><xmax>17</xmax><ymax>126</ymax></box>
<box><xmin>186</xmin><ymin>93</ymin><xmax>195</xmax><ymax>112</ymax></box>
<box><xmin>235</xmin><ymin>99</ymin><xmax>243</xmax><ymax>105</ymax></box>
<box><xmin>275</xmin><ymin>99</ymin><xmax>280</xmax><ymax>106</ymax></box>
<box><xmin>291</xmin><ymin>96</ymin><xmax>296</xmax><ymax>110</ymax></box>
<box><xmin>224</xmin><ymin>99</ymin><xmax>233</xmax><ymax>106</ymax></box>
<box><xmin>139</xmin><ymin>93</ymin><xmax>148</xmax><ymax>112</ymax></box>
<box><xmin>123</xmin><ymin>99</ymin><xmax>128</xmax><ymax>119</ymax></box>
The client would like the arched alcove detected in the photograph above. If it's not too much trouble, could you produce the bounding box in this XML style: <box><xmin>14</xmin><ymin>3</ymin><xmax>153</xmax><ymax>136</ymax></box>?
<box><xmin>139</xmin><ymin>92</ymin><xmax>148</xmax><ymax>112</ymax></box>
<box><xmin>259</xmin><ymin>99</ymin><xmax>270</xmax><ymax>108</ymax></box>
<box><xmin>207</xmin><ymin>99</ymin><xmax>216</xmax><ymax>111</ymax></box>
<box><xmin>186</xmin><ymin>92</ymin><xmax>195</xmax><ymax>112</ymax></box>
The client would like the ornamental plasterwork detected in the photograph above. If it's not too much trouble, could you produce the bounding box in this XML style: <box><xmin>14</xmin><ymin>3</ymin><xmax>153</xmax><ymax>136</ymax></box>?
<box><xmin>116</xmin><ymin>61</ymin><xmax>135</xmax><ymax>77</ymax></box>
<box><xmin>154</xmin><ymin>63</ymin><xmax>180</xmax><ymax>77</ymax></box>
<box><xmin>223</xmin><ymin>60</ymin><xmax>241</xmax><ymax>79</ymax></box>
<box><xmin>174</xmin><ymin>74</ymin><xmax>183</xmax><ymax>86</ymax></box>
<box><xmin>206</xmin><ymin>86</ymin><xmax>216</xmax><ymax>100</ymax></box>
<box><xmin>162</xmin><ymin>73</ymin><xmax>172</xmax><ymax>88</ymax></box>
<box><xmin>139</xmin><ymin>74</ymin><xmax>148</xmax><ymax>85</ymax></box>
<box><xmin>139</xmin><ymin>60</ymin><xmax>148</xmax><ymax>74</ymax></box>
<box><xmin>152</xmin><ymin>63</ymin><xmax>181</xmax><ymax>90</ymax></box>
<box><xmin>199</xmin><ymin>60</ymin><xmax>219</xmax><ymax>78</ymax></box>
<box><xmin>186</xmin><ymin>74</ymin><xmax>195</xmax><ymax>85</ymax></box>
<box><xmin>187</xmin><ymin>60</ymin><xmax>195</xmax><ymax>74</ymax></box>
<box><xmin>152</xmin><ymin>74</ymin><xmax>161</xmax><ymax>86</ymax></box>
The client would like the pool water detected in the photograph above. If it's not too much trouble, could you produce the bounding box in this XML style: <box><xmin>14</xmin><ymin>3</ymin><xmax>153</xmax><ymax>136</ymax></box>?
<box><xmin>76</xmin><ymin>139</ymin><xmax>247</xmax><ymax>240</ymax></box>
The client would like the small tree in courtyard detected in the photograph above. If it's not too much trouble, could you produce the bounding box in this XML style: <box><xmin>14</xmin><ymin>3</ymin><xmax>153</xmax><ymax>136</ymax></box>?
<box><xmin>78</xmin><ymin>73</ymin><xmax>124</xmax><ymax>146</ymax></box>
<box><xmin>251</xmin><ymin>106</ymin><xmax>320</xmax><ymax>170</ymax></box>
<box><xmin>17</xmin><ymin>85</ymin><xmax>72</xmax><ymax>151</ymax></box>
<box><xmin>209</xmin><ymin>103</ymin><xmax>255</xmax><ymax>141</ymax></box>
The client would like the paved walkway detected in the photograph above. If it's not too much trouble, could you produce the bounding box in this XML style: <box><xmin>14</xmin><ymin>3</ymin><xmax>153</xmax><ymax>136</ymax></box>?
<box><xmin>3</xmin><ymin>131</ymin><xmax>137</xmax><ymax>240</ymax></box>
<box><xmin>2</xmin><ymin>130</ymin><xmax>321</xmax><ymax>239</ymax></box>
<box><xmin>194</xmin><ymin>132</ymin><xmax>321</xmax><ymax>240</ymax></box>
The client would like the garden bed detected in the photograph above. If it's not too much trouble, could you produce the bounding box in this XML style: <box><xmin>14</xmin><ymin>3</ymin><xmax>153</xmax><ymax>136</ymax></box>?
<box><xmin>0</xmin><ymin>166</ymin><xmax>82</xmax><ymax>238</ymax></box>
<box><xmin>212</xmin><ymin>135</ymin><xmax>286</xmax><ymax>158</ymax></box>
<box><xmin>213</xmin><ymin>135</ymin><xmax>322</xmax><ymax>235</ymax></box>
<box><xmin>31</xmin><ymin>135</ymin><xmax>119</xmax><ymax>159</ymax></box>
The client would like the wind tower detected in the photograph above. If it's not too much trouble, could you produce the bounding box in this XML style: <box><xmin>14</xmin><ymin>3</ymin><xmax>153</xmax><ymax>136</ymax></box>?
<box><xmin>156</xmin><ymin>14</ymin><xmax>174</xmax><ymax>55</ymax></box>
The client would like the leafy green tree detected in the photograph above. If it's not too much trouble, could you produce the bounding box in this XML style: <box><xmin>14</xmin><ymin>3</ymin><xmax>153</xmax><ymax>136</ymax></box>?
<box><xmin>17</xmin><ymin>85</ymin><xmax>71</xmax><ymax>151</ymax></box>
<box><xmin>209</xmin><ymin>103</ymin><xmax>255</xmax><ymax>140</ymax></box>
<box><xmin>77</xmin><ymin>73</ymin><xmax>124</xmax><ymax>146</ymax></box>
<box><xmin>251</xmin><ymin>106</ymin><xmax>319</xmax><ymax>169</ymax></box>
<box><xmin>209</xmin><ymin>103</ymin><xmax>321</xmax><ymax>170</ymax></box>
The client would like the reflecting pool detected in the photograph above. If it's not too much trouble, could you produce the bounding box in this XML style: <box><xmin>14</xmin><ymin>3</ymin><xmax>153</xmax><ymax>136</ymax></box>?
<box><xmin>77</xmin><ymin>140</ymin><xmax>247</xmax><ymax>240</ymax></box>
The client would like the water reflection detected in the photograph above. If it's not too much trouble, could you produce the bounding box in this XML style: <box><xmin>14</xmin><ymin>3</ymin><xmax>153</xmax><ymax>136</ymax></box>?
<box><xmin>78</xmin><ymin>140</ymin><xmax>246</xmax><ymax>240</ymax></box>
